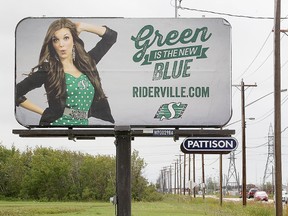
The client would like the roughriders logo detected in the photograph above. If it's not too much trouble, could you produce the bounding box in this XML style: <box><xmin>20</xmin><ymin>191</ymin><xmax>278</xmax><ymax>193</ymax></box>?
<box><xmin>155</xmin><ymin>102</ymin><xmax>187</xmax><ymax>121</ymax></box>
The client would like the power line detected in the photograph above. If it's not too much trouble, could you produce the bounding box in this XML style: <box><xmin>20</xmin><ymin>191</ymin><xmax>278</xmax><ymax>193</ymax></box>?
<box><xmin>175</xmin><ymin>4</ymin><xmax>288</xmax><ymax>85</ymax></box>
<box><xmin>234</xmin><ymin>31</ymin><xmax>272</xmax><ymax>81</ymax></box>
<box><xmin>178</xmin><ymin>6</ymin><xmax>288</xmax><ymax>20</ymax></box>
<box><xmin>205</xmin><ymin>157</ymin><xmax>219</xmax><ymax>166</ymax></box>
<box><xmin>246</xmin><ymin>142</ymin><xmax>268</xmax><ymax>149</ymax></box>
<box><xmin>239</xmin><ymin>34</ymin><xmax>287</xmax><ymax>82</ymax></box>
<box><xmin>249</xmin><ymin>94</ymin><xmax>288</xmax><ymax>125</ymax></box>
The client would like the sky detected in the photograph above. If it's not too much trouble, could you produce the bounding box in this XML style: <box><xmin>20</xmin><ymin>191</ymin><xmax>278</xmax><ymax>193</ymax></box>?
<box><xmin>1</xmin><ymin>0</ymin><xmax>288</xmax><ymax>189</ymax></box>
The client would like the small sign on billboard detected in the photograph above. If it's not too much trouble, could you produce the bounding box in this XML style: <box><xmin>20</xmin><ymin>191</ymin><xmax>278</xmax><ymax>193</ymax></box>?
<box><xmin>181</xmin><ymin>137</ymin><xmax>238</xmax><ymax>154</ymax></box>
<box><xmin>15</xmin><ymin>17</ymin><xmax>232</xmax><ymax>128</ymax></box>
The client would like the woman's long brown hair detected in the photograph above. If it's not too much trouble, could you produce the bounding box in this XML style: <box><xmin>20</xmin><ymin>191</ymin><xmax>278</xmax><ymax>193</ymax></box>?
<box><xmin>33</xmin><ymin>18</ymin><xmax>106</xmax><ymax>100</ymax></box>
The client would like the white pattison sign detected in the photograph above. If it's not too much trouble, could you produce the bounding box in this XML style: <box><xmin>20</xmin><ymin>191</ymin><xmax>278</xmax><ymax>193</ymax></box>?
<box><xmin>181</xmin><ymin>137</ymin><xmax>238</xmax><ymax>154</ymax></box>
<box><xmin>15</xmin><ymin>17</ymin><xmax>232</xmax><ymax>128</ymax></box>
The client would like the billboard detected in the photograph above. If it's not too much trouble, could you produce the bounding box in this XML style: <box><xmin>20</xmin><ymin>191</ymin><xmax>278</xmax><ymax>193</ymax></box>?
<box><xmin>15</xmin><ymin>17</ymin><xmax>232</xmax><ymax>128</ymax></box>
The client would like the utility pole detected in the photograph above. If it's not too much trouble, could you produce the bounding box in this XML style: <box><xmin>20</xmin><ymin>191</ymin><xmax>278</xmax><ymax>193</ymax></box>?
<box><xmin>234</xmin><ymin>80</ymin><xmax>257</xmax><ymax>206</ymax></box>
<box><xmin>183</xmin><ymin>154</ymin><xmax>186</xmax><ymax>195</ymax></box>
<box><xmin>202</xmin><ymin>154</ymin><xmax>205</xmax><ymax>199</ymax></box>
<box><xmin>178</xmin><ymin>154</ymin><xmax>182</xmax><ymax>194</ymax></box>
<box><xmin>174</xmin><ymin>0</ymin><xmax>181</xmax><ymax>18</ymax></box>
<box><xmin>161</xmin><ymin>169</ymin><xmax>166</xmax><ymax>193</ymax></box>
<box><xmin>174</xmin><ymin>0</ymin><xmax>178</xmax><ymax>18</ymax></box>
<box><xmin>193</xmin><ymin>154</ymin><xmax>196</xmax><ymax>198</ymax></box>
<box><xmin>188</xmin><ymin>154</ymin><xmax>191</xmax><ymax>195</ymax></box>
<box><xmin>176</xmin><ymin>159</ymin><xmax>179</xmax><ymax>194</ymax></box>
<box><xmin>170</xmin><ymin>165</ymin><xmax>173</xmax><ymax>194</ymax></box>
<box><xmin>220</xmin><ymin>154</ymin><xmax>223</xmax><ymax>206</ymax></box>
<box><xmin>274</xmin><ymin>0</ymin><xmax>283</xmax><ymax>214</ymax></box>
<box><xmin>174</xmin><ymin>162</ymin><xmax>177</xmax><ymax>194</ymax></box>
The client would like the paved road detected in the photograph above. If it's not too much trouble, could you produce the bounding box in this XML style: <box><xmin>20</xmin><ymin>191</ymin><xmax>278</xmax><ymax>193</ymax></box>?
<box><xmin>206</xmin><ymin>195</ymin><xmax>277</xmax><ymax>204</ymax></box>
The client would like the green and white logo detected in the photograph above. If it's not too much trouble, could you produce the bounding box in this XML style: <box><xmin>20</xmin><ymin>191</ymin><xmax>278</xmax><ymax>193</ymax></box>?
<box><xmin>155</xmin><ymin>102</ymin><xmax>187</xmax><ymax>121</ymax></box>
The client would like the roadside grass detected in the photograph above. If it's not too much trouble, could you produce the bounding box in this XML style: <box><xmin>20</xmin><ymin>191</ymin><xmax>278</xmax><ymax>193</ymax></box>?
<box><xmin>0</xmin><ymin>195</ymin><xmax>283</xmax><ymax>216</ymax></box>
<box><xmin>0</xmin><ymin>201</ymin><xmax>115</xmax><ymax>216</ymax></box>
<box><xmin>134</xmin><ymin>195</ymin><xmax>276</xmax><ymax>216</ymax></box>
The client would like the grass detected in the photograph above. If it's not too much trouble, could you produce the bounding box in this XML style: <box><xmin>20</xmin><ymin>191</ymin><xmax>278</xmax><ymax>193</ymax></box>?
<box><xmin>0</xmin><ymin>201</ymin><xmax>115</xmax><ymax>216</ymax></box>
<box><xmin>0</xmin><ymin>195</ymin><xmax>284</xmax><ymax>216</ymax></box>
<box><xmin>133</xmin><ymin>195</ymin><xmax>275</xmax><ymax>216</ymax></box>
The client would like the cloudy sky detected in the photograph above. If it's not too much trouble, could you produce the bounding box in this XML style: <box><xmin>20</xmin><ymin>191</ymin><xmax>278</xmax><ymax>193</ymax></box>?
<box><xmin>1</xmin><ymin>0</ymin><xmax>288</xmax><ymax>187</ymax></box>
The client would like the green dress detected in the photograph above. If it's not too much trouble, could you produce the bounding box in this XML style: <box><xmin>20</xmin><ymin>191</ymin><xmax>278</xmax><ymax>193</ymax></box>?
<box><xmin>51</xmin><ymin>73</ymin><xmax>95</xmax><ymax>126</ymax></box>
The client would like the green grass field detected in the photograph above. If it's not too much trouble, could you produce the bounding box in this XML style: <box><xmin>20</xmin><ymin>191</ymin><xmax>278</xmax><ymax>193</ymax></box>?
<box><xmin>0</xmin><ymin>195</ymin><xmax>284</xmax><ymax>216</ymax></box>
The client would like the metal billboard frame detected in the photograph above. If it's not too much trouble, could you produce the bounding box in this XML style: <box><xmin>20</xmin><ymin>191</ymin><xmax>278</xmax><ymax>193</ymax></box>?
<box><xmin>13</xmin><ymin>127</ymin><xmax>235</xmax><ymax>216</ymax></box>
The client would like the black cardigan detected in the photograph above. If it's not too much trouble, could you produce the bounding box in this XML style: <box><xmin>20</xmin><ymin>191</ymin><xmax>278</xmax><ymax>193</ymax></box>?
<box><xmin>16</xmin><ymin>27</ymin><xmax>117</xmax><ymax>126</ymax></box>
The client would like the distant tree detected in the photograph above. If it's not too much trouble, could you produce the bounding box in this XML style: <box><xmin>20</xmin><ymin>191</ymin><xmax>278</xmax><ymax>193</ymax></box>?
<box><xmin>80</xmin><ymin>154</ymin><xmax>115</xmax><ymax>200</ymax></box>
<box><xmin>206</xmin><ymin>177</ymin><xmax>217</xmax><ymax>194</ymax></box>
<box><xmin>262</xmin><ymin>182</ymin><xmax>273</xmax><ymax>194</ymax></box>
<box><xmin>20</xmin><ymin>147</ymin><xmax>71</xmax><ymax>200</ymax></box>
<box><xmin>0</xmin><ymin>145</ymin><xmax>161</xmax><ymax>202</ymax></box>
<box><xmin>131</xmin><ymin>150</ymin><xmax>149</xmax><ymax>201</ymax></box>
<box><xmin>0</xmin><ymin>145</ymin><xmax>25</xmax><ymax>197</ymax></box>
<box><xmin>65</xmin><ymin>151</ymin><xmax>85</xmax><ymax>200</ymax></box>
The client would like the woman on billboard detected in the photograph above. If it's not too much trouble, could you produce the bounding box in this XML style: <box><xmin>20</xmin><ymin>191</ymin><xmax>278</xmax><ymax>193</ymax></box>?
<box><xmin>16</xmin><ymin>18</ymin><xmax>117</xmax><ymax>126</ymax></box>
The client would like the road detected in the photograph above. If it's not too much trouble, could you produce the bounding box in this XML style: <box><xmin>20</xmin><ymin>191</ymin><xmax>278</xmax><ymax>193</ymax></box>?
<box><xmin>206</xmin><ymin>195</ymin><xmax>276</xmax><ymax>204</ymax></box>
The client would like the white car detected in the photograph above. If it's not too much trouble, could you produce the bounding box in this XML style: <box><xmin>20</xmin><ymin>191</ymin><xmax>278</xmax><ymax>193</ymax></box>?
<box><xmin>282</xmin><ymin>191</ymin><xmax>288</xmax><ymax>204</ymax></box>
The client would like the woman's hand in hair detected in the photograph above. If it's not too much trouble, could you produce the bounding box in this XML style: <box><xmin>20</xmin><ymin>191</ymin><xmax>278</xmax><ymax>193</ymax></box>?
<box><xmin>74</xmin><ymin>22</ymin><xmax>107</xmax><ymax>37</ymax></box>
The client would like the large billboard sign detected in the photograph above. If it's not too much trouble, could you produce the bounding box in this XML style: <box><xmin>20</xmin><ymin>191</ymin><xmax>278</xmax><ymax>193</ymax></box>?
<box><xmin>15</xmin><ymin>17</ymin><xmax>232</xmax><ymax>128</ymax></box>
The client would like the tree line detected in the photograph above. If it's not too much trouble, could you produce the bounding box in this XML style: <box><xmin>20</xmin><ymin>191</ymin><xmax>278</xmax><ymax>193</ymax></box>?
<box><xmin>0</xmin><ymin>145</ymin><xmax>162</xmax><ymax>202</ymax></box>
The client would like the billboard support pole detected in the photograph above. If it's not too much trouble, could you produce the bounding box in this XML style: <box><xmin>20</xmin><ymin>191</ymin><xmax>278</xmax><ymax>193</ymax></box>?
<box><xmin>114</xmin><ymin>126</ymin><xmax>132</xmax><ymax>216</ymax></box>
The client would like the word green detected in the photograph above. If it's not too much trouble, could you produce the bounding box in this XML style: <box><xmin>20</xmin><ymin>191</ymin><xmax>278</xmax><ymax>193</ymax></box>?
<box><xmin>131</xmin><ymin>25</ymin><xmax>212</xmax><ymax>63</ymax></box>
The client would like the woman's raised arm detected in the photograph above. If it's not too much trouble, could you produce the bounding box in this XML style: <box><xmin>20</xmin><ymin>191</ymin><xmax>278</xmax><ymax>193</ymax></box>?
<box><xmin>75</xmin><ymin>22</ymin><xmax>107</xmax><ymax>37</ymax></box>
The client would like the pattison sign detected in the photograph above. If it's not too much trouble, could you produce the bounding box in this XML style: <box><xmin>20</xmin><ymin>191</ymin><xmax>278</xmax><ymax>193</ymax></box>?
<box><xmin>181</xmin><ymin>137</ymin><xmax>238</xmax><ymax>154</ymax></box>
<box><xmin>15</xmin><ymin>17</ymin><xmax>232</xmax><ymax>128</ymax></box>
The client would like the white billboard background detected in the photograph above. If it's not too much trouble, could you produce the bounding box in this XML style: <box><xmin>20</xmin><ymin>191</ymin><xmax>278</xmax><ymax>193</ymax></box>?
<box><xmin>15</xmin><ymin>17</ymin><xmax>231</xmax><ymax>127</ymax></box>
